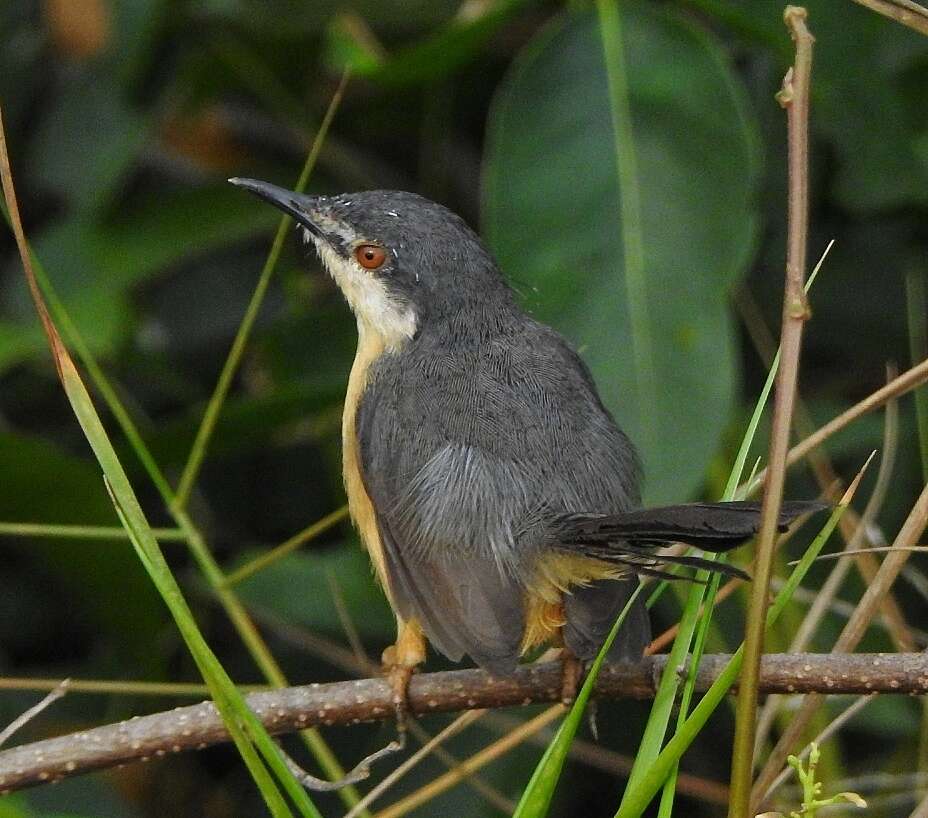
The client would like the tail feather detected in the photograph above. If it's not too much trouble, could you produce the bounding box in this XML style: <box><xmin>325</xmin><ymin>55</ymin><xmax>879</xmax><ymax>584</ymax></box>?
<box><xmin>555</xmin><ymin>500</ymin><xmax>826</xmax><ymax>551</ymax></box>
<box><xmin>552</xmin><ymin>499</ymin><xmax>826</xmax><ymax>579</ymax></box>
<box><xmin>576</xmin><ymin>544</ymin><xmax>752</xmax><ymax>581</ymax></box>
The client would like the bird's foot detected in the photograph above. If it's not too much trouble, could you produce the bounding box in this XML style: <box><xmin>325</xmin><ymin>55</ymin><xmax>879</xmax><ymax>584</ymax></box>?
<box><xmin>381</xmin><ymin>619</ymin><xmax>426</xmax><ymax>748</ymax></box>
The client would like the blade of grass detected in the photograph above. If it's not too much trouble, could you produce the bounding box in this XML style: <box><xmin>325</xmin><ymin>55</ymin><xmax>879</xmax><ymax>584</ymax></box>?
<box><xmin>13</xmin><ymin>236</ymin><xmax>357</xmax><ymax>806</ymax></box>
<box><xmin>0</xmin><ymin>85</ymin><xmax>363</xmax><ymax>807</ymax></box>
<box><xmin>0</xmin><ymin>522</ymin><xmax>187</xmax><ymax>541</ymax></box>
<box><xmin>223</xmin><ymin>505</ymin><xmax>349</xmax><ymax>587</ymax></box>
<box><xmin>614</xmin><ymin>459</ymin><xmax>866</xmax><ymax>818</ymax></box>
<box><xmin>620</xmin><ymin>243</ymin><xmax>835</xmax><ymax>810</ymax></box>
<box><xmin>173</xmin><ymin>68</ymin><xmax>351</xmax><ymax>510</ymax></box>
<box><xmin>109</xmin><ymin>490</ymin><xmax>321</xmax><ymax>817</ymax></box>
<box><xmin>0</xmin><ymin>108</ymin><xmax>312</xmax><ymax>817</ymax></box>
<box><xmin>512</xmin><ymin>584</ymin><xmax>644</xmax><ymax>818</ymax></box>
<box><xmin>642</xmin><ymin>240</ymin><xmax>831</xmax><ymax>616</ymax></box>
<box><xmin>618</xmin><ymin>570</ymin><xmax>710</xmax><ymax>808</ymax></box>
<box><xmin>656</xmin><ymin>571</ymin><xmax>721</xmax><ymax>817</ymax></box>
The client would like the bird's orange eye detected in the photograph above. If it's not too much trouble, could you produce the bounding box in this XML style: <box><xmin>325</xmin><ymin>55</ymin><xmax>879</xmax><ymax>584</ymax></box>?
<box><xmin>355</xmin><ymin>244</ymin><xmax>387</xmax><ymax>270</ymax></box>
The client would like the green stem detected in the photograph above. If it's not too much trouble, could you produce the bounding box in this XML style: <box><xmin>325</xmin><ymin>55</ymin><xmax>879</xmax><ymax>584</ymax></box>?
<box><xmin>13</xmin><ymin>87</ymin><xmax>363</xmax><ymax>811</ymax></box>
<box><xmin>173</xmin><ymin>69</ymin><xmax>351</xmax><ymax>510</ymax></box>
<box><xmin>595</xmin><ymin>0</ymin><xmax>657</xmax><ymax>460</ymax></box>
<box><xmin>0</xmin><ymin>522</ymin><xmax>186</xmax><ymax>541</ymax></box>
<box><xmin>223</xmin><ymin>505</ymin><xmax>349</xmax><ymax>587</ymax></box>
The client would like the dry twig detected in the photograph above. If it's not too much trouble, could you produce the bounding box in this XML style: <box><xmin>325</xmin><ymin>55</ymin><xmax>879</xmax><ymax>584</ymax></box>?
<box><xmin>728</xmin><ymin>9</ymin><xmax>815</xmax><ymax>814</ymax></box>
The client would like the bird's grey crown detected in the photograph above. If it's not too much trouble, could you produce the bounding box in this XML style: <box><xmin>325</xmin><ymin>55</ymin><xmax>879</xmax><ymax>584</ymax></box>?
<box><xmin>309</xmin><ymin>190</ymin><xmax>515</xmax><ymax>319</ymax></box>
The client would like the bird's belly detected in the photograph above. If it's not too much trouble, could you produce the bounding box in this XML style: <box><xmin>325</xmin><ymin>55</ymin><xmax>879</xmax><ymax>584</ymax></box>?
<box><xmin>342</xmin><ymin>329</ymin><xmax>394</xmax><ymax>604</ymax></box>
<box><xmin>520</xmin><ymin>553</ymin><xmax>621</xmax><ymax>653</ymax></box>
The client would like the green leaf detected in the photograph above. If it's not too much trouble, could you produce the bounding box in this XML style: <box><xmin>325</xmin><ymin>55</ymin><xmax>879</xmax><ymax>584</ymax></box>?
<box><xmin>483</xmin><ymin>6</ymin><xmax>761</xmax><ymax>504</ymax></box>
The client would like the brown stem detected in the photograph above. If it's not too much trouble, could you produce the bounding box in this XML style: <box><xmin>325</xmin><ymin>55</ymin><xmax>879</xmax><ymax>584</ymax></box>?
<box><xmin>3</xmin><ymin>653</ymin><xmax>928</xmax><ymax>795</ymax></box>
<box><xmin>728</xmin><ymin>9</ymin><xmax>815</xmax><ymax>815</ymax></box>
<box><xmin>751</xmin><ymin>482</ymin><xmax>928</xmax><ymax>811</ymax></box>
<box><xmin>849</xmin><ymin>0</ymin><xmax>928</xmax><ymax>35</ymax></box>
<box><xmin>746</xmin><ymin>356</ymin><xmax>928</xmax><ymax>496</ymax></box>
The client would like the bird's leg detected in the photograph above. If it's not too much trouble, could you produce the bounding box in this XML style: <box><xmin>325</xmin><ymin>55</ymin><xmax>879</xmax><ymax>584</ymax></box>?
<box><xmin>559</xmin><ymin>645</ymin><xmax>584</xmax><ymax>705</ymax></box>
<box><xmin>559</xmin><ymin>646</ymin><xmax>602</xmax><ymax>737</ymax></box>
<box><xmin>381</xmin><ymin>617</ymin><xmax>426</xmax><ymax>745</ymax></box>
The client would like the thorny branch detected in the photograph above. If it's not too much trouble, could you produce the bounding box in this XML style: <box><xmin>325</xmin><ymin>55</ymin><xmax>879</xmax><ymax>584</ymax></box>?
<box><xmin>3</xmin><ymin>653</ymin><xmax>928</xmax><ymax>794</ymax></box>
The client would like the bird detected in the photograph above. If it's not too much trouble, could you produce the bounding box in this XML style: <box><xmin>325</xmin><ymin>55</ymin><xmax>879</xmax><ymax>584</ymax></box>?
<box><xmin>230</xmin><ymin>177</ymin><xmax>821</xmax><ymax>709</ymax></box>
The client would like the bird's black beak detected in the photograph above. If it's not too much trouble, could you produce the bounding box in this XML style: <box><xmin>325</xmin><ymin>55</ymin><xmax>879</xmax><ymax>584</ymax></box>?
<box><xmin>228</xmin><ymin>177</ymin><xmax>326</xmax><ymax>239</ymax></box>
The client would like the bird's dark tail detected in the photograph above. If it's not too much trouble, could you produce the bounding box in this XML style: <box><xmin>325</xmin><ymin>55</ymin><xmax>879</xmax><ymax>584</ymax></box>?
<box><xmin>553</xmin><ymin>500</ymin><xmax>827</xmax><ymax>582</ymax></box>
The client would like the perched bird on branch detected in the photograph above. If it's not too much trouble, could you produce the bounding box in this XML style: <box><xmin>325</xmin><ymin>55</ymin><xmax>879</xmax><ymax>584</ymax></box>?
<box><xmin>231</xmin><ymin>178</ymin><xmax>821</xmax><ymax>711</ymax></box>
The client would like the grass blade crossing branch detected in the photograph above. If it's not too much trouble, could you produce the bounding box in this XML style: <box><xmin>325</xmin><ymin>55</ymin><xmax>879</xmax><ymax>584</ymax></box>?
<box><xmin>615</xmin><ymin>463</ymin><xmax>865</xmax><ymax>818</ymax></box>
<box><xmin>644</xmin><ymin>238</ymin><xmax>833</xmax><ymax>815</ymax></box>
<box><xmin>173</xmin><ymin>67</ymin><xmax>350</xmax><ymax>510</ymax></box>
<box><xmin>0</xmin><ymin>107</ymin><xmax>319</xmax><ymax>818</ymax></box>
<box><xmin>512</xmin><ymin>584</ymin><xmax>644</xmax><ymax>818</ymax></box>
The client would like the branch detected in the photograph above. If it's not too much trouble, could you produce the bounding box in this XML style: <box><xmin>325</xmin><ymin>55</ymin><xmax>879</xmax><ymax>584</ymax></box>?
<box><xmin>2</xmin><ymin>653</ymin><xmax>928</xmax><ymax>794</ymax></box>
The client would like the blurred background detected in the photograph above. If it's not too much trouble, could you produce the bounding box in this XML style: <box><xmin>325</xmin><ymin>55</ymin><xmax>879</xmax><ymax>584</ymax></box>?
<box><xmin>1</xmin><ymin>0</ymin><xmax>927</xmax><ymax>815</ymax></box>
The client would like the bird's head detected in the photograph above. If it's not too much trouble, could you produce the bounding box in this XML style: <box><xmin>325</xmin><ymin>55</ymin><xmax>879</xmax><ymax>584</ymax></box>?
<box><xmin>230</xmin><ymin>178</ymin><xmax>510</xmax><ymax>348</ymax></box>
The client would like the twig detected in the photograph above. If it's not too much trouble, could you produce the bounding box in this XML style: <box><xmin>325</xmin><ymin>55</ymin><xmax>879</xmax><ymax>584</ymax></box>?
<box><xmin>751</xmin><ymin>482</ymin><xmax>928</xmax><ymax>811</ymax></box>
<box><xmin>3</xmin><ymin>654</ymin><xmax>928</xmax><ymax>794</ymax></box>
<box><xmin>373</xmin><ymin>706</ymin><xmax>565</xmax><ymax>818</ymax></box>
<box><xmin>739</xmin><ymin>291</ymin><xmax>913</xmax><ymax>651</ymax></box>
<box><xmin>849</xmin><ymin>0</ymin><xmax>928</xmax><ymax>35</ymax></box>
<box><xmin>745</xmin><ymin>356</ymin><xmax>928</xmax><ymax>496</ymax></box>
<box><xmin>343</xmin><ymin>711</ymin><xmax>485</xmax><ymax>818</ymax></box>
<box><xmin>0</xmin><ymin>682</ymin><xmax>69</xmax><ymax>748</ymax></box>
<box><xmin>728</xmin><ymin>8</ymin><xmax>815</xmax><ymax>814</ymax></box>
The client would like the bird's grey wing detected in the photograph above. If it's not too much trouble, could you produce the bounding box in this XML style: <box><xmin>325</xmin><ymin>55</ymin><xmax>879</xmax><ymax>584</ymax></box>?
<box><xmin>356</xmin><ymin>373</ymin><xmax>525</xmax><ymax>675</ymax></box>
